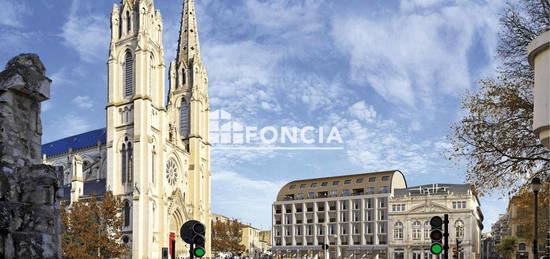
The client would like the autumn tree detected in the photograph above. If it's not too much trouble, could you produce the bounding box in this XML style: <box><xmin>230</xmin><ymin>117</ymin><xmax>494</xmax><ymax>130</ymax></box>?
<box><xmin>509</xmin><ymin>186</ymin><xmax>550</xmax><ymax>248</ymax></box>
<box><xmin>497</xmin><ymin>236</ymin><xmax>518</xmax><ymax>259</ymax></box>
<box><xmin>211</xmin><ymin>219</ymin><xmax>246</xmax><ymax>256</ymax></box>
<box><xmin>447</xmin><ymin>0</ymin><xmax>550</xmax><ymax>194</ymax></box>
<box><xmin>61</xmin><ymin>191</ymin><xmax>128</xmax><ymax>259</ymax></box>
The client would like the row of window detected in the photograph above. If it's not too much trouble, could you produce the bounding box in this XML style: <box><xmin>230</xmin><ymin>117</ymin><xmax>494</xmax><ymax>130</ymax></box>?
<box><xmin>275</xmin><ymin>198</ymin><xmax>388</xmax><ymax>213</ymax></box>
<box><xmin>284</xmin><ymin>186</ymin><xmax>389</xmax><ymax>200</ymax></box>
<box><xmin>289</xmin><ymin>176</ymin><xmax>391</xmax><ymax>190</ymax></box>
<box><xmin>275</xmin><ymin>209</ymin><xmax>388</xmax><ymax>224</ymax></box>
<box><xmin>274</xmin><ymin>234</ymin><xmax>388</xmax><ymax>246</ymax></box>
<box><xmin>276</xmin><ymin>222</ymin><xmax>388</xmax><ymax>237</ymax></box>
<box><xmin>393</xmin><ymin>220</ymin><xmax>464</xmax><ymax>240</ymax></box>
<box><xmin>392</xmin><ymin>201</ymin><xmax>468</xmax><ymax>212</ymax></box>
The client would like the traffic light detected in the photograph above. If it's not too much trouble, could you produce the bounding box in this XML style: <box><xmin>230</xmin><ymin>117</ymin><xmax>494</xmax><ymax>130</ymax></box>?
<box><xmin>181</xmin><ymin>220</ymin><xmax>207</xmax><ymax>258</ymax></box>
<box><xmin>430</xmin><ymin>216</ymin><xmax>444</xmax><ymax>255</ymax></box>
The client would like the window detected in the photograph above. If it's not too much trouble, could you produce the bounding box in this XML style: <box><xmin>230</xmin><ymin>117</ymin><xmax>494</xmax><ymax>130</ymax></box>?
<box><xmin>148</xmin><ymin>55</ymin><xmax>154</xmax><ymax>96</ymax></box>
<box><xmin>382</xmin><ymin>176</ymin><xmax>390</xmax><ymax>181</ymax></box>
<box><xmin>394</xmin><ymin>222</ymin><xmax>403</xmax><ymax>239</ymax></box>
<box><xmin>321</xmin><ymin>182</ymin><xmax>328</xmax><ymax>186</ymax></box>
<box><xmin>367</xmin><ymin>187</ymin><xmax>375</xmax><ymax>194</ymax></box>
<box><xmin>126</xmin><ymin>11</ymin><xmax>131</xmax><ymax>33</ymax></box>
<box><xmin>344</xmin><ymin>179</ymin><xmax>352</xmax><ymax>184</ymax></box>
<box><xmin>121</xmin><ymin>137</ymin><xmax>133</xmax><ymax>183</ymax></box>
<box><xmin>368</xmin><ymin>177</ymin><xmax>376</xmax><ymax>182</ymax></box>
<box><xmin>380</xmin><ymin>186</ymin><xmax>389</xmax><ymax>193</ymax></box>
<box><xmin>455</xmin><ymin>220</ymin><xmax>464</xmax><ymax>238</ymax></box>
<box><xmin>356</xmin><ymin>178</ymin><xmax>364</xmax><ymax>183</ymax></box>
<box><xmin>330</xmin><ymin>190</ymin><xmax>338</xmax><ymax>197</ymax></box>
<box><xmin>289</xmin><ymin>185</ymin><xmax>296</xmax><ymax>190</ymax></box>
<box><xmin>453</xmin><ymin>201</ymin><xmax>467</xmax><ymax>209</ymax></box>
<box><xmin>180</xmin><ymin>99</ymin><xmax>189</xmax><ymax>136</ymax></box>
<box><xmin>124</xmin><ymin>52</ymin><xmax>134</xmax><ymax>97</ymax></box>
<box><xmin>518</xmin><ymin>243</ymin><xmax>526</xmax><ymax>251</ymax></box>
<box><xmin>343</xmin><ymin>189</ymin><xmax>350</xmax><ymax>196</ymax></box>
<box><xmin>296</xmin><ymin>193</ymin><xmax>305</xmax><ymax>200</ymax></box>
<box><xmin>332</xmin><ymin>181</ymin><xmax>340</xmax><ymax>186</ymax></box>
<box><xmin>308</xmin><ymin>192</ymin><xmax>315</xmax><ymax>199</ymax></box>
<box><xmin>311</xmin><ymin>183</ymin><xmax>317</xmax><ymax>188</ymax></box>
<box><xmin>412</xmin><ymin>221</ymin><xmax>421</xmax><ymax>240</ymax></box>
<box><xmin>123</xmin><ymin>200</ymin><xmax>131</xmax><ymax>227</ymax></box>
<box><xmin>392</xmin><ymin>204</ymin><xmax>406</xmax><ymax>212</ymax></box>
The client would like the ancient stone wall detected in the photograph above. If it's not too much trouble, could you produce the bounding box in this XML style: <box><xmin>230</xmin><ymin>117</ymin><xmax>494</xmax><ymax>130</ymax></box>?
<box><xmin>0</xmin><ymin>54</ymin><xmax>62</xmax><ymax>259</ymax></box>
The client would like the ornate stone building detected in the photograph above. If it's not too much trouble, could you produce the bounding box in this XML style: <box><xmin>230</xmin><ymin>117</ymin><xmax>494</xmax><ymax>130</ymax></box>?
<box><xmin>388</xmin><ymin>184</ymin><xmax>483</xmax><ymax>259</ymax></box>
<box><xmin>41</xmin><ymin>0</ymin><xmax>211</xmax><ymax>258</ymax></box>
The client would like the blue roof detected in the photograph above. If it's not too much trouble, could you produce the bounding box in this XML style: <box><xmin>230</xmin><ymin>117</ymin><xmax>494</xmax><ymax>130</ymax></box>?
<box><xmin>42</xmin><ymin>128</ymin><xmax>106</xmax><ymax>157</ymax></box>
<box><xmin>61</xmin><ymin>179</ymin><xmax>107</xmax><ymax>201</ymax></box>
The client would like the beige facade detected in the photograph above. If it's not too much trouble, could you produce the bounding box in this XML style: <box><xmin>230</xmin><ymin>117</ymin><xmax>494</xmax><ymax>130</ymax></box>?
<box><xmin>388</xmin><ymin>184</ymin><xmax>483</xmax><ymax>259</ymax></box>
<box><xmin>272</xmin><ymin>170</ymin><xmax>407</xmax><ymax>259</ymax></box>
<box><xmin>43</xmin><ymin>0</ymin><xmax>211</xmax><ymax>258</ymax></box>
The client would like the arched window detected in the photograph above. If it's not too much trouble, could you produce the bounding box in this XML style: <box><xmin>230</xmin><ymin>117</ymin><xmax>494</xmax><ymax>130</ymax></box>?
<box><xmin>455</xmin><ymin>220</ymin><xmax>464</xmax><ymax>238</ymax></box>
<box><xmin>124</xmin><ymin>52</ymin><xmax>134</xmax><ymax>97</ymax></box>
<box><xmin>412</xmin><ymin>221</ymin><xmax>421</xmax><ymax>240</ymax></box>
<box><xmin>126</xmin><ymin>11</ymin><xmax>131</xmax><ymax>33</ymax></box>
<box><xmin>180</xmin><ymin>99</ymin><xmax>189</xmax><ymax>137</ymax></box>
<box><xmin>149</xmin><ymin>55</ymin><xmax>154</xmax><ymax>97</ymax></box>
<box><xmin>127</xmin><ymin>142</ymin><xmax>133</xmax><ymax>182</ymax></box>
<box><xmin>123</xmin><ymin>200</ymin><xmax>131</xmax><ymax>227</ymax></box>
<box><xmin>518</xmin><ymin>243</ymin><xmax>526</xmax><ymax>251</ymax></box>
<box><xmin>121</xmin><ymin>137</ymin><xmax>133</xmax><ymax>183</ymax></box>
<box><xmin>394</xmin><ymin>222</ymin><xmax>403</xmax><ymax>240</ymax></box>
<box><xmin>121</xmin><ymin>143</ymin><xmax>127</xmax><ymax>183</ymax></box>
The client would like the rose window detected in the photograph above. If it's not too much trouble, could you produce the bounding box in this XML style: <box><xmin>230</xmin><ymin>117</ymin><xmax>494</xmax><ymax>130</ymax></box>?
<box><xmin>166</xmin><ymin>159</ymin><xmax>178</xmax><ymax>186</ymax></box>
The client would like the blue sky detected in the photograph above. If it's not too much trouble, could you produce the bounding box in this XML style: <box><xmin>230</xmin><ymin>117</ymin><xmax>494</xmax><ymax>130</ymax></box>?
<box><xmin>0</xmin><ymin>0</ymin><xmax>509</xmax><ymax>230</ymax></box>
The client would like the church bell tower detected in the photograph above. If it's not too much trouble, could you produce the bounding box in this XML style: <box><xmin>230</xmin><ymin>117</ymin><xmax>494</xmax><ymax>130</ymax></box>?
<box><xmin>106</xmin><ymin>0</ymin><xmax>166</xmax><ymax>257</ymax></box>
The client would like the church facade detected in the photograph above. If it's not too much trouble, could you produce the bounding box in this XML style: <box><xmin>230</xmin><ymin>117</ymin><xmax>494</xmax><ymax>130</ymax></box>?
<box><xmin>42</xmin><ymin>0</ymin><xmax>211</xmax><ymax>258</ymax></box>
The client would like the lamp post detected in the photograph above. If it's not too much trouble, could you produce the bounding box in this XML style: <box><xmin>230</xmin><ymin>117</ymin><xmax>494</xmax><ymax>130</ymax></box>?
<box><xmin>532</xmin><ymin>177</ymin><xmax>542</xmax><ymax>259</ymax></box>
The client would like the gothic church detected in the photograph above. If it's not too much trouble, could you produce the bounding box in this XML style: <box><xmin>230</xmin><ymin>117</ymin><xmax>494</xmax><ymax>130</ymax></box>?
<box><xmin>42</xmin><ymin>0</ymin><xmax>211</xmax><ymax>257</ymax></box>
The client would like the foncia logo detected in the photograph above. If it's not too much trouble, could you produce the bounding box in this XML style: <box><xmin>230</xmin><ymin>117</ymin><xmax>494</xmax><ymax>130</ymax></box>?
<box><xmin>210</xmin><ymin>109</ymin><xmax>344</xmax><ymax>150</ymax></box>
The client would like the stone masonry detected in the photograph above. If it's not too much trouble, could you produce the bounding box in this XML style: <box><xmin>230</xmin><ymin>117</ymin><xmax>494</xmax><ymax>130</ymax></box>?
<box><xmin>0</xmin><ymin>54</ymin><xmax>62</xmax><ymax>259</ymax></box>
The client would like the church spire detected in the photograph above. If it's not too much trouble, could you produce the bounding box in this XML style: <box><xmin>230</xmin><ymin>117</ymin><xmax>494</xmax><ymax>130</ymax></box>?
<box><xmin>176</xmin><ymin>0</ymin><xmax>201</xmax><ymax>67</ymax></box>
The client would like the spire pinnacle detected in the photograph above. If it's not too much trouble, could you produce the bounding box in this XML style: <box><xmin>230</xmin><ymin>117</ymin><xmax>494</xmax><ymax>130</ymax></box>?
<box><xmin>176</xmin><ymin>0</ymin><xmax>201</xmax><ymax>67</ymax></box>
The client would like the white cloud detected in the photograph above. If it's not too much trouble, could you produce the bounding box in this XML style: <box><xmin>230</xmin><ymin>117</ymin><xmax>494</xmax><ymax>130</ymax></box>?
<box><xmin>43</xmin><ymin>113</ymin><xmax>93</xmax><ymax>143</ymax></box>
<box><xmin>332</xmin><ymin>0</ymin><xmax>501</xmax><ymax>110</ymax></box>
<box><xmin>203</xmin><ymin>40</ymin><xmax>282</xmax><ymax>114</ymax></box>
<box><xmin>72</xmin><ymin>95</ymin><xmax>93</xmax><ymax>108</ymax></box>
<box><xmin>212</xmin><ymin>171</ymin><xmax>285</xmax><ymax>229</ymax></box>
<box><xmin>349</xmin><ymin>101</ymin><xmax>377</xmax><ymax>123</ymax></box>
<box><xmin>61</xmin><ymin>0</ymin><xmax>109</xmax><ymax>63</ymax></box>
<box><xmin>0</xmin><ymin>0</ymin><xmax>28</xmax><ymax>28</ymax></box>
<box><xmin>245</xmin><ymin>0</ymin><xmax>323</xmax><ymax>33</ymax></box>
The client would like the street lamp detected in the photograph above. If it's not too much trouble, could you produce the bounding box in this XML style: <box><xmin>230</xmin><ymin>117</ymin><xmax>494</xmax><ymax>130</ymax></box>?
<box><xmin>532</xmin><ymin>177</ymin><xmax>542</xmax><ymax>259</ymax></box>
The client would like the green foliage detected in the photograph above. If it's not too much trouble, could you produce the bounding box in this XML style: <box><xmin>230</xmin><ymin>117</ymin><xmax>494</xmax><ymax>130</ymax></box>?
<box><xmin>496</xmin><ymin>236</ymin><xmax>517</xmax><ymax>259</ymax></box>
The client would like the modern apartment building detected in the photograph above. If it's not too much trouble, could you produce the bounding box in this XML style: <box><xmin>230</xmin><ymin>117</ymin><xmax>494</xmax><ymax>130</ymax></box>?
<box><xmin>271</xmin><ymin>170</ymin><xmax>407</xmax><ymax>259</ymax></box>
<box><xmin>388</xmin><ymin>184</ymin><xmax>484</xmax><ymax>259</ymax></box>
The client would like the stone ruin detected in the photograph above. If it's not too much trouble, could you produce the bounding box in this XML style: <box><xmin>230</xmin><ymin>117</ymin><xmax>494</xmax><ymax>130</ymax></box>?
<box><xmin>0</xmin><ymin>54</ymin><xmax>62</xmax><ymax>258</ymax></box>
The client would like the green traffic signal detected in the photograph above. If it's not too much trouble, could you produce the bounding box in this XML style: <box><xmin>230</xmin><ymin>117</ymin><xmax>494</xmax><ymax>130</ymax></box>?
<box><xmin>431</xmin><ymin>243</ymin><xmax>443</xmax><ymax>254</ymax></box>
<box><xmin>193</xmin><ymin>247</ymin><xmax>206</xmax><ymax>257</ymax></box>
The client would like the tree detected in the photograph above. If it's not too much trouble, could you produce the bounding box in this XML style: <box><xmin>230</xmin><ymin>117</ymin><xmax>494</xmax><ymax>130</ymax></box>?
<box><xmin>61</xmin><ymin>191</ymin><xmax>128</xmax><ymax>259</ymax></box>
<box><xmin>509</xmin><ymin>186</ymin><xmax>550</xmax><ymax>248</ymax></box>
<box><xmin>496</xmin><ymin>236</ymin><xmax>518</xmax><ymax>259</ymax></box>
<box><xmin>211</xmin><ymin>219</ymin><xmax>246</xmax><ymax>256</ymax></box>
<box><xmin>447</xmin><ymin>0</ymin><xmax>550</xmax><ymax>194</ymax></box>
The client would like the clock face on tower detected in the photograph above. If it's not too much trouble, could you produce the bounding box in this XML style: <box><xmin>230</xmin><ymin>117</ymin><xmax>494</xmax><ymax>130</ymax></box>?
<box><xmin>166</xmin><ymin>159</ymin><xmax>178</xmax><ymax>186</ymax></box>
<box><xmin>180</xmin><ymin>100</ymin><xmax>189</xmax><ymax>137</ymax></box>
